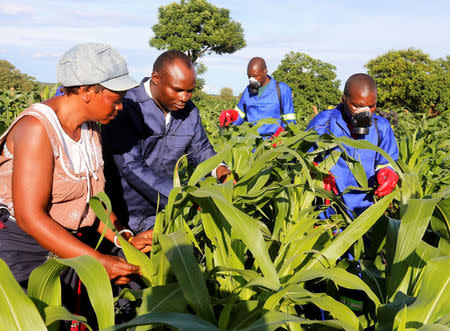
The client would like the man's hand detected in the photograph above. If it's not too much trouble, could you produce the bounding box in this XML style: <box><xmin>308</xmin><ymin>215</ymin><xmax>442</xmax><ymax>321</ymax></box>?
<box><xmin>97</xmin><ymin>254</ymin><xmax>142</xmax><ymax>285</ymax></box>
<box><xmin>131</xmin><ymin>230</ymin><xmax>153</xmax><ymax>253</ymax></box>
<box><xmin>216</xmin><ymin>165</ymin><xmax>237</xmax><ymax>184</ymax></box>
<box><xmin>219</xmin><ymin>109</ymin><xmax>239</xmax><ymax>127</ymax></box>
<box><xmin>374</xmin><ymin>167</ymin><xmax>399</xmax><ymax>197</ymax></box>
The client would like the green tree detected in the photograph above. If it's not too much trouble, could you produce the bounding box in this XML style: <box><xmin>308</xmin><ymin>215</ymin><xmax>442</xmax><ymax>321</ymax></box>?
<box><xmin>272</xmin><ymin>51</ymin><xmax>341</xmax><ymax>125</ymax></box>
<box><xmin>150</xmin><ymin>0</ymin><xmax>246</xmax><ymax>90</ymax></box>
<box><xmin>220</xmin><ymin>87</ymin><xmax>233</xmax><ymax>98</ymax></box>
<box><xmin>0</xmin><ymin>60</ymin><xmax>38</xmax><ymax>92</ymax></box>
<box><xmin>365</xmin><ymin>48</ymin><xmax>449</xmax><ymax>115</ymax></box>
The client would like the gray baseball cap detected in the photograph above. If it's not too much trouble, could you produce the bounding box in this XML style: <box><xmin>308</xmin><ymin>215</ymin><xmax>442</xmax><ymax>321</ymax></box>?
<box><xmin>56</xmin><ymin>42</ymin><xmax>138</xmax><ymax>91</ymax></box>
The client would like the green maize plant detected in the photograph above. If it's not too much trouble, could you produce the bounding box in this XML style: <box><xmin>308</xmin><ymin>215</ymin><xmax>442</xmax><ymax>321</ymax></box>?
<box><xmin>0</xmin><ymin>106</ymin><xmax>448</xmax><ymax>330</ymax></box>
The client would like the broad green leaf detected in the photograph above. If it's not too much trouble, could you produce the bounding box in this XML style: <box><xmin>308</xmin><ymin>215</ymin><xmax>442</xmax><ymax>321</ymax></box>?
<box><xmin>28</xmin><ymin>258</ymin><xmax>67</xmax><ymax>312</ymax></box>
<box><xmin>240</xmin><ymin>310</ymin><xmax>352</xmax><ymax>331</ymax></box>
<box><xmin>173</xmin><ymin>154</ymin><xmax>188</xmax><ymax>188</ymax></box>
<box><xmin>0</xmin><ymin>258</ymin><xmax>47</xmax><ymax>330</ymax></box>
<box><xmin>287</xmin><ymin>285</ymin><xmax>360</xmax><ymax>331</ymax></box>
<box><xmin>277</xmin><ymin>222</ymin><xmax>332</xmax><ymax>277</ymax></box>
<box><xmin>435</xmin><ymin>313</ymin><xmax>450</xmax><ymax>326</ymax></box>
<box><xmin>138</xmin><ymin>283</ymin><xmax>186</xmax><ymax>314</ymax></box>
<box><xmin>238</xmin><ymin>149</ymin><xmax>283</xmax><ymax>183</ymax></box>
<box><xmin>135</xmin><ymin>283</ymin><xmax>187</xmax><ymax>331</ymax></box>
<box><xmin>227</xmin><ymin>300</ymin><xmax>262</xmax><ymax>330</ymax></box>
<box><xmin>159</xmin><ymin>232</ymin><xmax>216</xmax><ymax>323</ymax></box>
<box><xmin>116</xmin><ymin>233</ymin><xmax>156</xmax><ymax>287</ymax></box>
<box><xmin>90</xmin><ymin>193</ymin><xmax>156</xmax><ymax>286</ymax></box>
<box><xmin>199</xmin><ymin>199</ymin><xmax>242</xmax><ymax>292</ymax></box>
<box><xmin>417</xmin><ymin>325</ymin><xmax>450</xmax><ymax>331</ymax></box>
<box><xmin>288</xmin><ymin>267</ymin><xmax>381</xmax><ymax>308</ymax></box>
<box><xmin>44</xmin><ymin>305</ymin><xmax>91</xmax><ymax>330</ymax></box>
<box><xmin>101</xmin><ymin>312</ymin><xmax>221</xmax><ymax>331</ymax></box>
<box><xmin>189</xmin><ymin>186</ymin><xmax>280</xmax><ymax>287</ymax></box>
<box><xmin>347</xmin><ymin>158</ymin><xmax>369</xmax><ymax>189</ymax></box>
<box><xmin>54</xmin><ymin>256</ymin><xmax>114</xmax><ymax>329</ymax></box>
<box><xmin>165</xmin><ymin>186</ymin><xmax>184</xmax><ymax>227</ymax></box>
<box><xmin>397</xmin><ymin>305</ymin><xmax>408</xmax><ymax>331</ymax></box>
<box><xmin>435</xmin><ymin>198</ymin><xmax>450</xmax><ymax>239</ymax></box>
<box><xmin>305</xmin><ymin>192</ymin><xmax>397</xmax><ymax>270</ymax></box>
<box><xmin>335</xmin><ymin>136</ymin><xmax>402</xmax><ymax>176</ymax></box>
<box><xmin>218</xmin><ymin>294</ymin><xmax>237</xmax><ymax>330</ymax></box>
<box><xmin>394</xmin><ymin>256</ymin><xmax>450</xmax><ymax>328</ymax></box>
<box><xmin>388</xmin><ymin>198</ymin><xmax>440</xmax><ymax>299</ymax></box>
<box><xmin>89</xmin><ymin>191</ymin><xmax>112</xmax><ymax>250</ymax></box>
<box><xmin>377</xmin><ymin>292</ymin><xmax>415</xmax><ymax>331</ymax></box>
<box><xmin>188</xmin><ymin>146</ymin><xmax>232</xmax><ymax>186</ymax></box>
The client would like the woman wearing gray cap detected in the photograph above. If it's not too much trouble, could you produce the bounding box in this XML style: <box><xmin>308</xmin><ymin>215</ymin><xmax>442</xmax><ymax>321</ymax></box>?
<box><xmin>0</xmin><ymin>42</ymin><xmax>153</xmax><ymax>289</ymax></box>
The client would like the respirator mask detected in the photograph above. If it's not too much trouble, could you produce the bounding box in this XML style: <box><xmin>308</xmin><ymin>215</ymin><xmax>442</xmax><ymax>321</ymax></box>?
<box><xmin>343</xmin><ymin>104</ymin><xmax>373</xmax><ymax>135</ymax></box>
<box><xmin>248</xmin><ymin>77</ymin><xmax>260</xmax><ymax>94</ymax></box>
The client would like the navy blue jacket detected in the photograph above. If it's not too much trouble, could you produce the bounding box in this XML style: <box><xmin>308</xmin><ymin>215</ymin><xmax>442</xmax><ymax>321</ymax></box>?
<box><xmin>102</xmin><ymin>78</ymin><xmax>216</xmax><ymax>232</ymax></box>
<box><xmin>307</xmin><ymin>104</ymin><xmax>399</xmax><ymax>217</ymax></box>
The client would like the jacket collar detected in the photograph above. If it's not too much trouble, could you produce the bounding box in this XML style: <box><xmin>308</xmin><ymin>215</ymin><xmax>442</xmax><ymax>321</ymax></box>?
<box><xmin>329</xmin><ymin>104</ymin><xmax>352</xmax><ymax>138</ymax></box>
<box><xmin>129</xmin><ymin>77</ymin><xmax>152</xmax><ymax>103</ymax></box>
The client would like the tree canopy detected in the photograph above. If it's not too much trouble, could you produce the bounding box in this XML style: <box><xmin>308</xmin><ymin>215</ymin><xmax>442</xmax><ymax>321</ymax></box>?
<box><xmin>0</xmin><ymin>59</ymin><xmax>38</xmax><ymax>92</ymax></box>
<box><xmin>272</xmin><ymin>51</ymin><xmax>341</xmax><ymax>123</ymax></box>
<box><xmin>220</xmin><ymin>87</ymin><xmax>233</xmax><ymax>98</ymax></box>
<box><xmin>150</xmin><ymin>0</ymin><xmax>246</xmax><ymax>63</ymax></box>
<box><xmin>365</xmin><ymin>48</ymin><xmax>449</xmax><ymax>115</ymax></box>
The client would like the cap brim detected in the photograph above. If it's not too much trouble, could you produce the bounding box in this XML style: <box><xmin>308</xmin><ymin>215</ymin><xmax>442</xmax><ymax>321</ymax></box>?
<box><xmin>100</xmin><ymin>74</ymin><xmax>139</xmax><ymax>92</ymax></box>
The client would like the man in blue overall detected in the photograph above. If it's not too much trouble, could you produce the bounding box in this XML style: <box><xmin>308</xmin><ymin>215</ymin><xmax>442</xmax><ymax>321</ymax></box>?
<box><xmin>307</xmin><ymin>73</ymin><xmax>399</xmax><ymax>316</ymax></box>
<box><xmin>307</xmin><ymin>73</ymin><xmax>399</xmax><ymax>218</ymax></box>
<box><xmin>219</xmin><ymin>57</ymin><xmax>296</xmax><ymax>137</ymax></box>
<box><xmin>102</xmin><ymin>50</ymin><xmax>231</xmax><ymax>233</ymax></box>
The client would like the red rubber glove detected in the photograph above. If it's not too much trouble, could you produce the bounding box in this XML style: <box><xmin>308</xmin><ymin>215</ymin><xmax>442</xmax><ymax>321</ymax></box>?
<box><xmin>273</xmin><ymin>126</ymin><xmax>285</xmax><ymax>137</ymax></box>
<box><xmin>271</xmin><ymin>126</ymin><xmax>285</xmax><ymax>147</ymax></box>
<box><xmin>314</xmin><ymin>162</ymin><xmax>338</xmax><ymax>205</ymax></box>
<box><xmin>219</xmin><ymin>109</ymin><xmax>239</xmax><ymax>127</ymax></box>
<box><xmin>374</xmin><ymin>167</ymin><xmax>399</xmax><ymax>197</ymax></box>
<box><xmin>323</xmin><ymin>173</ymin><xmax>338</xmax><ymax>205</ymax></box>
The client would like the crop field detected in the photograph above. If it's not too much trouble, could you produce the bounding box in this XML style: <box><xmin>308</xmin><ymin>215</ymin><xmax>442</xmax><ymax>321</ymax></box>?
<box><xmin>0</xmin><ymin>87</ymin><xmax>449</xmax><ymax>330</ymax></box>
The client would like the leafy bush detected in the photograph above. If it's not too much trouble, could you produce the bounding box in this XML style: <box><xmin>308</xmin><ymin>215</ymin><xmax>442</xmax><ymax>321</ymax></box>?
<box><xmin>0</xmin><ymin>84</ymin><xmax>59</xmax><ymax>134</ymax></box>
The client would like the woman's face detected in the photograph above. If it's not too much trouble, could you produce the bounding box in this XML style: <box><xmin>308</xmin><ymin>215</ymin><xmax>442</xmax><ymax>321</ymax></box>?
<box><xmin>89</xmin><ymin>88</ymin><xmax>125</xmax><ymax>124</ymax></box>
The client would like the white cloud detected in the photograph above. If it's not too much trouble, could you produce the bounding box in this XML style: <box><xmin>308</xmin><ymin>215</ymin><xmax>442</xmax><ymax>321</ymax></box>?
<box><xmin>0</xmin><ymin>3</ymin><xmax>32</xmax><ymax>15</ymax></box>
<box><xmin>32</xmin><ymin>52</ymin><xmax>60</xmax><ymax>59</ymax></box>
<box><xmin>1</xmin><ymin>0</ymin><xmax>449</xmax><ymax>95</ymax></box>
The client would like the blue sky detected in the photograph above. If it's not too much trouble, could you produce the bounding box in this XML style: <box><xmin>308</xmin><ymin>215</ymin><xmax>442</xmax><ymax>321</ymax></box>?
<box><xmin>0</xmin><ymin>0</ymin><xmax>449</xmax><ymax>95</ymax></box>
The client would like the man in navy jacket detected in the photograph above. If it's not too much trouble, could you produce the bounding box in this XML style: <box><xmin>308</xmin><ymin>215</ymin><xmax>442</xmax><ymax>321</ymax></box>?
<box><xmin>102</xmin><ymin>50</ymin><xmax>230</xmax><ymax>232</ymax></box>
<box><xmin>219</xmin><ymin>57</ymin><xmax>296</xmax><ymax>137</ymax></box>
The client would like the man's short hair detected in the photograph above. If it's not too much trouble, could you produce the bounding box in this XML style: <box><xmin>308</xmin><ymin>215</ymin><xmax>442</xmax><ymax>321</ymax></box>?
<box><xmin>153</xmin><ymin>50</ymin><xmax>194</xmax><ymax>74</ymax></box>
<box><xmin>248</xmin><ymin>57</ymin><xmax>267</xmax><ymax>70</ymax></box>
<box><xmin>343</xmin><ymin>73</ymin><xmax>377</xmax><ymax>96</ymax></box>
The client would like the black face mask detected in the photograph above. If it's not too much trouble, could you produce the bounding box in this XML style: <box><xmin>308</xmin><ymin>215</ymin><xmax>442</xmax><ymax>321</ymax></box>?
<box><xmin>248</xmin><ymin>77</ymin><xmax>260</xmax><ymax>94</ymax></box>
<box><xmin>342</xmin><ymin>104</ymin><xmax>373</xmax><ymax>135</ymax></box>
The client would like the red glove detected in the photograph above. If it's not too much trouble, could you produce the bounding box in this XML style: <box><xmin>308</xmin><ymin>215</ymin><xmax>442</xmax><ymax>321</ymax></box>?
<box><xmin>323</xmin><ymin>173</ymin><xmax>338</xmax><ymax>205</ymax></box>
<box><xmin>219</xmin><ymin>109</ymin><xmax>239</xmax><ymax>127</ymax></box>
<box><xmin>271</xmin><ymin>126</ymin><xmax>285</xmax><ymax>147</ymax></box>
<box><xmin>314</xmin><ymin>162</ymin><xmax>338</xmax><ymax>205</ymax></box>
<box><xmin>374</xmin><ymin>167</ymin><xmax>399</xmax><ymax>197</ymax></box>
<box><xmin>273</xmin><ymin>126</ymin><xmax>285</xmax><ymax>137</ymax></box>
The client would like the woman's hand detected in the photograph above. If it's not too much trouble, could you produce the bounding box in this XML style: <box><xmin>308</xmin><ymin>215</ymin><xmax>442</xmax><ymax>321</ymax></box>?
<box><xmin>97</xmin><ymin>254</ymin><xmax>142</xmax><ymax>285</ymax></box>
<box><xmin>131</xmin><ymin>230</ymin><xmax>153</xmax><ymax>253</ymax></box>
